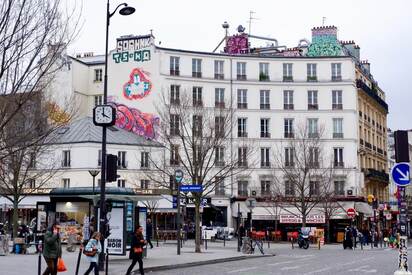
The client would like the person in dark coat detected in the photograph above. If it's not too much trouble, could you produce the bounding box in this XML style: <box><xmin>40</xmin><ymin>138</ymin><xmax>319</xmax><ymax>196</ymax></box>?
<box><xmin>42</xmin><ymin>223</ymin><xmax>62</xmax><ymax>275</ymax></box>
<box><xmin>126</xmin><ymin>225</ymin><xmax>146</xmax><ymax>275</ymax></box>
<box><xmin>146</xmin><ymin>219</ymin><xmax>153</xmax><ymax>249</ymax></box>
<box><xmin>343</xmin><ymin>226</ymin><xmax>353</xmax><ymax>250</ymax></box>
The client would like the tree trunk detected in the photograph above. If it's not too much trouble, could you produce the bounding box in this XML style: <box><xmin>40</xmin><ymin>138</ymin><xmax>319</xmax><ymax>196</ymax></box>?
<box><xmin>12</xmin><ymin>199</ymin><xmax>19</xmax><ymax>239</ymax></box>
<box><xmin>302</xmin><ymin>215</ymin><xmax>306</xmax><ymax>228</ymax></box>
<box><xmin>195</xmin><ymin>202</ymin><xmax>201</xmax><ymax>253</ymax></box>
<box><xmin>326</xmin><ymin>218</ymin><xmax>331</xmax><ymax>243</ymax></box>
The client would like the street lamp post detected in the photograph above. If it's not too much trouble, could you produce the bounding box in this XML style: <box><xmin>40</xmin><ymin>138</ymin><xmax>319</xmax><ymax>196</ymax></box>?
<box><xmin>99</xmin><ymin>0</ymin><xmax>135</xmax><ymax>270</ymax></box>
<box><xmin>88</xmin><ymin>170</ymin><xmax>100</xmax><ymax>195</ymax></box>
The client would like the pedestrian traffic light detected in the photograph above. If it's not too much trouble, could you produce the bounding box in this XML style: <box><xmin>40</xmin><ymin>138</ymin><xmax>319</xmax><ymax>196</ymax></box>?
<box><xmin>106</xmin><ymin>154</ymin><xmax>118</xmax><ymax>182</ymax></box>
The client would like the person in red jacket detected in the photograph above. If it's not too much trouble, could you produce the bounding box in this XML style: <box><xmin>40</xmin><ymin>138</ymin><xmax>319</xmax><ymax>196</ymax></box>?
<box><xmin>126</xmin><ymin>225</ymin><xmax>146</xmax><ymax>275</ymax></box>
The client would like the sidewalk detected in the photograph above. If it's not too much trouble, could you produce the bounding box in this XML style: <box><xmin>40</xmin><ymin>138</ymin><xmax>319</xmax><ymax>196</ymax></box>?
<box><xmin>0</xmin><ymin>240</ymin><xmax>271</xmax><ymax>275</ymax></box>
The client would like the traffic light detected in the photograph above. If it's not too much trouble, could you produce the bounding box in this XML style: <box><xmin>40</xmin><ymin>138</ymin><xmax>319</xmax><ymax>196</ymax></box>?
<box><xmin>394</xmin><ymin>130</ymin><xmax>410</xmax><ymax>163</ymax></box>
<box><xmin>106</xmin><ymin>154</ymin><xmax>118</xmax><ymax>182</ymax></box>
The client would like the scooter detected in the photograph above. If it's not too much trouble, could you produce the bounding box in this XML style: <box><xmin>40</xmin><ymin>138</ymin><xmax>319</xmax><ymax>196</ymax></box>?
<box><xmin>298</xmin><ymin>230</ymin><xmax>310</xmax><ymax>249</ymax></box>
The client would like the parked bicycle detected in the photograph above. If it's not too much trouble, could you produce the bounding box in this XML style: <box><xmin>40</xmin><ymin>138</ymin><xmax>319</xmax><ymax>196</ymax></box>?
<box><xmin>242</xmin><ymin>237</ymin><xmax>264</xmax><ymax>255</ymax></box>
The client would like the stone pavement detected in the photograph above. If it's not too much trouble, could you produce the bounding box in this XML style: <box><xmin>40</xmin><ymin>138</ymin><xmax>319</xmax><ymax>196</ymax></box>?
<box><xmin>0</xmin><ymin>239</ymin><xmax>269</xmax><ymax>275</ymax></box>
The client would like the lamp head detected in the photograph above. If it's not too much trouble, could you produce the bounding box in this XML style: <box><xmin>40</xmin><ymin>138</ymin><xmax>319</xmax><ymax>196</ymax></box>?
<box><xmin>119</xmin><ymin>5</ymin><xmax>135</xmax><ymax>16</ymax></box>
<box><xmin>88</xmin><ymin>170</ymin><xmax>100</xmax><ymax>177</ymax></box>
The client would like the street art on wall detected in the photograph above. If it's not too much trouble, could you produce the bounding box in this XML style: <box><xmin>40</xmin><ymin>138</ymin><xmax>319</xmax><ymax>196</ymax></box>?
<box><xmin>108</xmin><ymin>101</ymin><xmax>160</xmax><ymax>140</ymax></box>
<box><xmin>123</xmin><ymin>68</ymin><xmax>152</xmax><ymax>100</ymax></box>
<box><xmin>113</xmin><ymin>50</ymin><xmax>151</xmax><ymax>63</ymax></box>
<box><xmin>113</xmin><ymin>35</ymin><xmax>153</xmax><ymax>63</ymax></box>
<box><xmin>307</xmin><ymin>26</ymin><xmax>342</xmax><ymax>57</ymax></box>
<box><xmin>224</xmin><ymin>34</ymin><xmax>249</xmax><ymax>54</ymax></box>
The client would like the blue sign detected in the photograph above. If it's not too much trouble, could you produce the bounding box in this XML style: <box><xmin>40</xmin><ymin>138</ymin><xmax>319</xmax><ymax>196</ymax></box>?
<box><xmin>179</xmin><ymin>185</ymin><xmax>203</xmax><ymax>192</ymax></box>
<box><xmin>172</xmin><ymin>196</ymin><xmax>177</xmax><ymax>209</ymax></box>
<box><xmin>391</xmin><ymin>163</ymin><xmax>410</xmax><ymax>186</ymax></box>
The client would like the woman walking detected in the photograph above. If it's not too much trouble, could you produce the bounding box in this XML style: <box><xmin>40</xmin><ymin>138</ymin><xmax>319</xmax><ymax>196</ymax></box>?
<box><xmin>84</xmin><ymin>232</ymin><xmax>102</xmax><ymax>275</ymax></box>
<box><xmin>42</xmin><ymin>223</ymin><xmax>62</xmax><ymax>275</ymax></box>
<box><xmin>126</xmin><ymin>225</ymin><xmax>146</xmax><ymax>275</ymax></box>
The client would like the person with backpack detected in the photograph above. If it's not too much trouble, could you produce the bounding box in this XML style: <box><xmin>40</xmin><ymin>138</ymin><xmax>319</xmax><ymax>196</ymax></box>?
<box><xmin>126</xmin><ymin>225</ymin><xmax>146</xmax><ymax>275</ymax></box>
<box><xmin>83</xmin><ymin>232</ymin><xmax>102</xmax><ymax>275</ymax></box>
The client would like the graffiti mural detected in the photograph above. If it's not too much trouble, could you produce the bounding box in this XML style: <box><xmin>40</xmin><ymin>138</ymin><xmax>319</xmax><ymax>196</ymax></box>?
<box><xmin>123</xmin><ymin>68</ymin><xmax>152</xmax><ymax>100</ymax></box>
<box><xmin>307</xmin><ymin>26</ymin><xmax>342</xmax><ymax>57</ymax></box>
<box><xmin>108</xmin><ymin>101</ymin><xmax>160</xmax><ymax>140</ymax></box>
<box><xmin>224</xmin><ymin>34</ymin><xmax>249</xmax><ymax>54</ymax></box>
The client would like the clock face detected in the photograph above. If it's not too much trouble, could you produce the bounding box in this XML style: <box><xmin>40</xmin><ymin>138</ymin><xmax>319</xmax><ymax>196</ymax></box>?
<box><xmin>93</xmin><ymin>105</ymin><xmax>116</xmax><ymax>126</ymax></box>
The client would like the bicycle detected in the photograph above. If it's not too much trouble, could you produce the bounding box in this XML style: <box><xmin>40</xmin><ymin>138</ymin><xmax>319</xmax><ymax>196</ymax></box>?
<box><xmin>242</xmin><ymin>238</ymin><xmax>264</xmax><ymax>255</ymax></box>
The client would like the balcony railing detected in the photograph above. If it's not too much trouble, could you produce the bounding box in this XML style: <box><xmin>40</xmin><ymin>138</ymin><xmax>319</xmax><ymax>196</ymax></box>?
<box><xmin>285</xmin><ymin>162</ymin><xmax>295</xmax><ymax>168</ymax></box>
<box><xmin>333</xmin><ymin>104</ymin><xmax>343</xmax><ymax>110</ymax></box>
<box><xmin>260</xmin><ymin>132</ymin><xmax>270</xmax><ymax>138</ymax></box>
<box><xmin>259</xmin><ymin>74</ymin><xmax>270</xmax><ymax>81</ymax></box>
<box><xmin>308</xmin><ymin>104</ymin><xmax>318</xmax><ymax>110</ymax></box>
<box><xmin>238</xmin><ymin>132</ymin><xmax>248</xmax><ymax>138</ymax></box>
<box><xmin>237</xmin><ymin>74</ymin><xmax>247</xmax><ymax>80</ymax></box>
<box><xmin>261</xmin><ymin>162</ymin><xmax>271</xmax><ymax>168</ymax></box>
<box><xmin>192</xmin><ymin>72</ymin><xmax>202</xmax><ymax>78</ymax></box>
<box><xmin>356</xmin><ymin>79</ymin><xmax>388</xmax><ymax>111</ymax></box>
<box><xmin>214</xmin><ymin>73</ymin><xmax>224</xmax><ymax>80</ymax></box>
<box><xmin>215</xmin><ymin>102</ymin><xmax>225</xmax><ymax>108</ymax></box>
<box><xmin>284</xmin><ymin>132</ymin><xmax>294</xmax><ymax>138</ymax></box>
<box><xmin>238</xmin><ymin>161</ymin><xmax>248</xmax><ymax>167</ymax></box>
<box><xmin>260</xmin><ymin>103</ymin><xmax>270</xmax><ymax>110</ymax></box>
<box><xmin>307</xmin><ymin>76</ymin><xmax>317</xmax><ymax>82</ymax></box>
<box><xmin>363</xmin><ymin>168</ymin><xmax>389</xmax><ymax>183</ymax></box>
<box><xmin>238</xmin><ymin>190</ymin><xmax>248</xmax><ymax>197</ymax></box>
<box><xmin>334</xmin><ymin>162</ymin><xmax>344</xmax><ymax>168</ymax></box>
<box><xmin>284</xmin><ymin>104</ymin><xmax>294</xmax><ymax>110</ymax></box>
<box><xmin>283</xmin><ymin>76</ymin><xmax>293</xmax><ymax>82</ymax></box>
<box><xmin>332</xmin><ymin>75</ymin><xmax>342</xmax><ymax>81</ymax></box>
<box><xmin>170</xmin><ymin>69</ymin><xmax>180</xmax><ymax>76</ymax></box>
<box><xmin>238</xmin><ymin>103</ymin><xmax>248</xmax><ymax>109</ymax></box>
<box><xmin>333</xmin><ymin>133</ymin><xmax>344</xmax><ymax>138</ymax></box>
<box><xmin>365</xmin><ymin>142</ymin><xmax>372</xmax><ymax>149</ymax></box>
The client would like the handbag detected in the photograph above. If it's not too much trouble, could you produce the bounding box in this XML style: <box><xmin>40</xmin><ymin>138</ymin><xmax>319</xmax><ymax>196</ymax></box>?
<box><xmin>133</xmin><ymin>247</ymin><xmax>143</xmax><ymax>254</ymax></box>
<box><xmin>83</xmin><ymin>248</ymin><xmax>97</xmax><ymax>257</ymax></box>
<box><xmin>57</xmin><ymin>257</ymin><xmax>67</xmax><ymax>272</ymax></box>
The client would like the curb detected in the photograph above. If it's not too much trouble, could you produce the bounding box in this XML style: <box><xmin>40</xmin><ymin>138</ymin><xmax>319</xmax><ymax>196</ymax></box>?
<box><xmin>133</xmin><ymin>254</ymin><xmax>275</xmax><ymax>274</ymax></box>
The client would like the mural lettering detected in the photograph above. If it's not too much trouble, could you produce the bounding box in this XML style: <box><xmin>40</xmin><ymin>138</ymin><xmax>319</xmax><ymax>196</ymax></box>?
<box><xmin>113</xmin><ymin>50</ymin><xmax>151</xmax><ymax>63</ymax></box>
<box><xmin>108</xmin><ymin>101</ymin><xmax>160</xmax><ymax>140</ymax></box>
<box><xmin>123</xmin><ymin>68</ymin><xmax>152</xmax><ymax>100</ymax></box>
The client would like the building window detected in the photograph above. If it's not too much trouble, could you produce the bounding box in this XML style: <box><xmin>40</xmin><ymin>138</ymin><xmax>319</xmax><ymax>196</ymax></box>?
<box><xmin>285</xmin><ymin>180</ymin><xmax>295</xmax><ymax>196</ymax></box>
<box><xmin>215</xmin><ymin>88</ymin><xmax>225</xmax><ymax>108</ymax></box>
<box><xmin>94</xmin><ymin>69</ymin><xmax>102</xmax><ymax>82</ymax></box>
<box><xmin>117</xmin><ymin>179</ymin><xmax>126</xmax><ymax>188</ymax></box>
<box><xmin>62</xmin><ymin>150</ymin><xmax>71</xmax><ymax>167</ymax></box>
<box><xmin>333</xmin><ymin>118</ymin><xmax>344</xmax><ymax>138</ymax></box>
<box><xmin>170</xmin><ymin>85</ymin><xmax>180</xmax><ymax>105</ymax></box>
<box><xmin>215</xmin><ymin>147</ymin><xmax>225</xmax><ymax>166</ymax></box>
<box><xmin>238</xmin><ymin>181</ymin><xmax>248</xmax><ymax>196</ymax></box>
<box><xmin>140</xmin><ymin>179</ymin><xmax>149</xmax><ymax>189</ymax></box>
<box><xmin>94</xmin><ymin>95</ymin><xmax>103</xmax><ymax>106</ymax></box>
<box><xmin>259</xmin><ymin>63</ymin><xmax>269</xmax><ymax>81</ymax></box>
<box><xmin>170</xmin><ymin>56</ymin><xmax>180</xmax><ymax>75</ymax></box>
<box><xmin>192</xmin><ymin>87</ymin><xmax>203</xmax><ymax>107</ymax></box>
<box><xmin>284</xmin><ymin>119</ymin><xmax>294</xmax><ymax>138</ymax></box>
<box><xmin>309</xmin><ymin>181</ymin><xmax>320</xmax><ymax>196</ymax></box>
<box><xmin>214</xmin><ymin>60</ymin><xmax>224</xmax><ymax>79</ymax></box>
<box><xmin>334</xmin><ymin>180</ymin><xmax>345</xmax><ymax>195</ymax></box>
<box><xmin>261</xmin><ymin>180</ymin><xmax>271</xmax><ymax>196</ymax></box>
<box><xmin>27</xmin><ymin>179</ymin><xmax>36</xmax><ymax>189</ymax></box>
<box><xmin>261</xmin><ymin>148</ymin><xmax>270</xmax><ymax>168</ymax></box>
<box><xmin>63</xmin><ymin>178</ymin><xmax>70</xmax><ymax>188</ymax></box>
<box><xmin>141</xmin><ymin>152</ymin><xmax>149</xmax><ymax>168</ymax></box>
<box><xmin>332</xmin><ymin>90</ymin><xmax>343</xmax><ymax>109</ymax></box>
<box><xmin>285</xmin><ymin>147</ymin><xmax>294</xmax><ymax>167</ymax></box>
<box><xmin>307</xmin><ymin>63</ymin><xmax>317</xmax><ymax>81</ymax></box>
<box><xmin>308</xmin><ymin>118</ymin><xmax>318</xmax><ymax>138</ymax></box>
<box><xmin>238</xmin><ymin>147</ymin><xmax>248</xmax><ymax>167</ymax></box>
<box><xmin>331</xmin><ymin>63</ymin><xmax>342</xmax><ymax>81</ymax></box>
<box><xmin>117</xmin><ymin>151</ymin><xmax>127</xmax><ymax>169</ymax></box>
<box><xmin>98</xmin><ymin>150</ymin><xmax>102</xmax><ymax>166</ymax></box>
<box><xmin>237</xmin><ymin>118</ymin><xmax>247</xmax><ymax>138</ymax></box>
<box><xmin>237</xmin><ymin>89</ymin><xmax>247</xmax><ymax>109</ymax></box>
<box><xmin>215</xmin><ymin>116</ymin><xmax>225</xmax><ymax>138</ymax></box>
<box><xmin>215</xmin><ymin>177</ymin><xmax>225</xmax><ymax>195</ymax></box>
<box><xmin>170</xmin><ymin>144</ymin><xmax>179</xmax><ymax>165</ymax></box>
<box><xmin>283</xmin><ymin>63</ymin><xmax>293</xmax><ymax>82</ymax></box>
<box><xmin>283</xmin><ymin>90</ymin><xmax>294</xmax><ymax>110</ymax></box>
<box><xmin>307</xmin><ymin>90</ymin><xmax>318</xmax><ymax>110</ymax></box>
<box><xmin>170</xmin><ymin>114</ymin><xmax>180</xmax><ymax>136</ymax></box>
<box><xmin>237</xmin><ymin>62</ymin><xmax>246</xmax><ymax>80</ymax></box>
<box><xmin>192</xmin><ymin>58</ymin><xmax>202</xmax><ymax>78</ymax></box>
<box><xmin>333</xmin><ymin>148</ymin><xmax>344</xmax><ymax>168</ymax></box>
<box><xmin>192</xmin><ymin>115</ymin><xmax>203</xmax><ymax>137</ymax></box>
<box><xmin>260</xmin><ymin>90</ymin><xmax>270</xmax><ymax>109</ymax></box>
<box><xmin>309</xmin><ymin>147</ymin><xmax>319</xmax><ymax>168</ymax></box>
<box><xmin>28</xmin><ymin>152</ymin><xmax>36</xmax><ymax>168</ymax></box>
<box><xmin>260</xmin><ymin>118</ymin><xmax>270</xmax><ymax>138</ymax></box>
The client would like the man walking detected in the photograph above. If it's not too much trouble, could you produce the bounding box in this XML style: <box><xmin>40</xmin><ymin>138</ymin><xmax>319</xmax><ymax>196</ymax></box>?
<box><xmin>146</xmin><ymin>219</ymin><xmax>154</xmax><ymax>249</ymax></box>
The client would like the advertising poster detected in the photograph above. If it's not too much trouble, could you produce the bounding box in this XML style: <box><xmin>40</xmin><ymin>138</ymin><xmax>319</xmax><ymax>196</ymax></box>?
<box><xmin>105</xmin><ymin>207</ymin><xmax>125</xmax><ymax>255</ymax></box>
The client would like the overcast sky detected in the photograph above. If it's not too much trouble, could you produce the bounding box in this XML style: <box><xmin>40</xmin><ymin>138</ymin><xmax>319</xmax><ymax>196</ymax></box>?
<box><xmin>68</xmin><ymin>0</ymin><xmax>412</xmax><ymax>130</ymax></box>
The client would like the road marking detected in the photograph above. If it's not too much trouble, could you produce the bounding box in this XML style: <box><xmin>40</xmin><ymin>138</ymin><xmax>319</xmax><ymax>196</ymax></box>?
<box><xmin>302</xmin><ymin>257</ymin><xmax>375</xmax><ymax>275</ymax></box>
<box><xmin>303</xmin><ymin>267</ymin><xmax>332</xmax><ymax>274</ymax></box>
<box><xmin>226</xmin><ymin>267</ymin><xmax>257</xmax><ymax>274</ymax></box>
<box><xmin>281</xmin><ymin>266</ymin><xmax>301</xmax><ymax>270</ymax></box>
<box><xmin>268</xmin><ymin>260</ymin><xmax>295</xmax><ymax>266</ymax></box>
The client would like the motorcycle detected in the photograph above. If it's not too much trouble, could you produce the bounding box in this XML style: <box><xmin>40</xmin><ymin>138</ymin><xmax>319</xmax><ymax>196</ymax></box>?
<box><xmin>298</xmin><ymin>228</ymin><xmax>310</xmax><ymax>249</ymax></box>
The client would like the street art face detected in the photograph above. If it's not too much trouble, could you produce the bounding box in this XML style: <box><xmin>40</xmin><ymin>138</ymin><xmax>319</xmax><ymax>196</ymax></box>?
<box><xmin>123</xmin><ymin>68</ymin><xmax>152</xmax><ymax>100</ymax></box>
<box><xmin>108</xmin><ymin>101</ymin><xmax>160</xmax><ymax>140</ymax></box>
<box><xmin>307</xmin><ymin>27</ymin><xmax>342</xmax><ymax>57</ymax></box>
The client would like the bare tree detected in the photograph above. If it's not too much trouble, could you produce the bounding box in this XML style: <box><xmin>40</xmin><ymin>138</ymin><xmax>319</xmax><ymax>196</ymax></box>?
<box><xmin>0</xmin><ymin>0</ymin><xmax>80</xmax><ymax>161</ymax></box>
<box><xmin>271</xmin><ymin>123</ymin><xmax>338</xmax><ymax>227</ymax></box>
<box><xmin>148</xmin><ymin>89</ymin><xmax>256</xmax><ymax>252</ymax></box>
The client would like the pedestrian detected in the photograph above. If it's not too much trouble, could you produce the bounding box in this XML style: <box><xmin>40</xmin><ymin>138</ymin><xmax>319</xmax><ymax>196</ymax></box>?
<box><xmin>42</xmin><ymin>223</ymin><xmax>62</xmax><ymax>275</ymax></box>
<box><xmin>343</xmin><ymin>226</ymin><xmax>353</xmax><ymax>249</ymax></box>
<box><xmin>351</xmin><ymin>226</ymin><xmax>358</xmax><ymax>248</ymax></box>
<box><xmin>146</xmin><ymin>219</ymin><xmax>153</xmax><ymax>249</ymax></box>
<box><xmin>83</xmin><ymin>232</ymin><xmax>102</xmax><ymax>275</ymax></box>
<box><xmin>126</xmin><ymin>225</ymin><xmax>146</xmax><ymax>275</ymax></box>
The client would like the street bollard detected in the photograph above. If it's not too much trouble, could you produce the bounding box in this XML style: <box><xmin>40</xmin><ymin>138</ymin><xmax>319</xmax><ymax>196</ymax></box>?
<box><xmin>75</xmin><ymin>244</ymin><xmax>83</xmax><ymax>275</ymax></box>
<box><xmin>105</xmin><ymin>248</ymin><xmax>109</xmax><ymax>275</ymax></box>
<box><xmin>223</xmin><ymin>234</ymin><xmax>226</xmax><ymax>247</ymax></box>
<box><xmin>37</xmin><ymin>240</ymin><xmax>42</xmax><ymax>275</ymax></box>
<box><xmin>204</xmin><ymin>231</ymin><xmax>208</xmax><ymax>250</ymax></box>
<box><xmin>267</xmin><ymin>237</ymin><xmax>270</xmax><ymax>249</ymax></box>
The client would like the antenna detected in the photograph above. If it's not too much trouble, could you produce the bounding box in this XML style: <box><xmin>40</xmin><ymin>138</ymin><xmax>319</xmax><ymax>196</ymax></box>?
<box><xmin>322</xmin><ymin>17</ymin><xmax>326</xmax><ymax>26</ymax></box>
<box><xmin>247</xmin><ymin>11</ymin><xmax>259</xmax><ymax>36</ymax></box>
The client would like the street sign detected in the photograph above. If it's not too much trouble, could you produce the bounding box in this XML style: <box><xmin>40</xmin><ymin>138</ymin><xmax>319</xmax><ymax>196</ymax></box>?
<box><xmin>175</xmin><ymin>169</ymin><xmax>184</xmax><ymax>183</ymax></box>
<box><xmin>346</xmin><ymin>208</ymin><xmax>356</xmax><ymax>218</ymax></box>
<box><xmin>391</xmin><ymin>163</ymin><xmax>410</xmax><ymax>186</ymax></box>
<box><xmin>179</xmin><ymin>185</ymin><xmax>203</xmax><ymax>192</ymax></box>
<box><xmin>172</xmin><ymin>195</ymin><xmax>177</xmax><ymax>208</ymax></box>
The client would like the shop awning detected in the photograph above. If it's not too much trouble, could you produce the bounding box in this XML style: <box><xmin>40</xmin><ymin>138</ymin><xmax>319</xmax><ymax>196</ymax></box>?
<box><xmin>355</xmin><ymin>202</ymin><xmax>373</xmax><ymax>217</ymax></box>
<box><xmin>0</xmin><ymin>195</ymin><xmax>50</xmax><ymax>209</ymax></box>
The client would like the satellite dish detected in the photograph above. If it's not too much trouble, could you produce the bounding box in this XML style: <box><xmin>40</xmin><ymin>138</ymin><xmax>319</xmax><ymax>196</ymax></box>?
<box><xmin>237</xmin><ymin>25</ymin><xmax>245</xmax><ymax>33</ymax></box>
